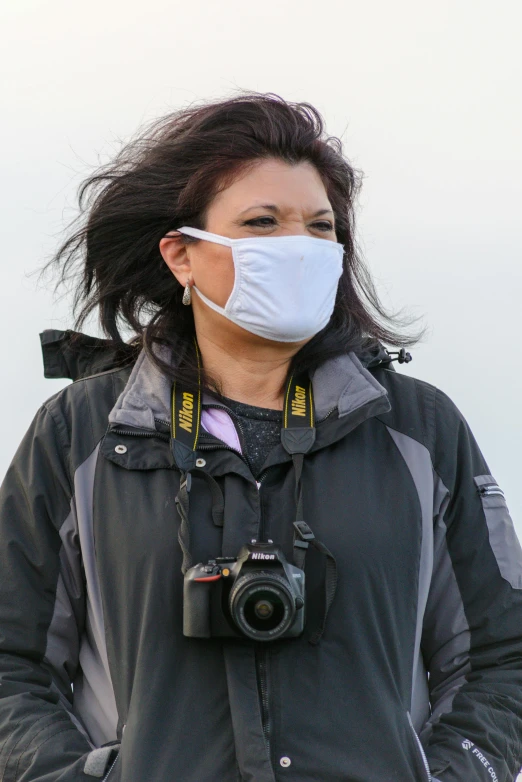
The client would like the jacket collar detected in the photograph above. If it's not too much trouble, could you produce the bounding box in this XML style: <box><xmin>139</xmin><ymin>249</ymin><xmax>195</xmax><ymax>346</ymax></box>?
<box><xmin>107</xmin><ymin>346</ymin><xmax>390</xmax><ymax>431</ymax></box>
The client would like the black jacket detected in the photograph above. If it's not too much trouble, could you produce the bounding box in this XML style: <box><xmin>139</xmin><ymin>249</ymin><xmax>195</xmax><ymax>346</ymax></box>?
<box><xmin>0</xmin><ymin>330</ymin><xmax>521</xmax><ymax>782</ymax></box>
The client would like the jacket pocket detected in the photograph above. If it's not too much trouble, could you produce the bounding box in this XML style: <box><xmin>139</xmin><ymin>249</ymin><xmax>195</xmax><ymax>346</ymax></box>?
<box><xmin>406</xmin><ymin>712</ymin><xmax>431</xmax><ymax>782</ymax></box>
<box><xmin>474</xmin><ymin>474</ymin><xmax>522</xmax><ymax>589</ymax></box>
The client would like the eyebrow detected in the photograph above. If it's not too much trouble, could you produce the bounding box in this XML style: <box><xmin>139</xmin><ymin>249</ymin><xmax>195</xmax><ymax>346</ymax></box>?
<box><xmin>238</xmin><ymin>204</ymin><xmax>334</xmax><ymax>218</ymax></box>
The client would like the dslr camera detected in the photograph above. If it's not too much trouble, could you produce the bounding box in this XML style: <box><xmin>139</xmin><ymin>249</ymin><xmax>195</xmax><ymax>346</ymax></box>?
<box><xmin>183</xmin><ymin>542</ymin><xmax>305</xmax><ymax>641</ymax></box>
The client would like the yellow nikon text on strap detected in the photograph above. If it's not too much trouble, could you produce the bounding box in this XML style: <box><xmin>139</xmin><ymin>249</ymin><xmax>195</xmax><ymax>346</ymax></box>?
<box><xmin>179</xmin><ymin>392</ymin><xmax>195</xmax><ymax>434</ymax></box>
<box><xmin>171</xmin><ymin>341</ymin><xmax>201</xmax><ymax>455</ymax></box>
<box><xmin>284</xmin><ymin>374</ymin><xmax>314</xmax><ymax>430</ymax></box>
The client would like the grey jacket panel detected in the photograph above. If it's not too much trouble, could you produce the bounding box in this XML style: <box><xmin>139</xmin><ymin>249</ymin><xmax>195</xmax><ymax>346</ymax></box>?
<box><xmin>41</xmin><ymin>444</ymin><xmax>119</xmax><ymax>749</ymax></box>
<box><xmin>474</xmin><ymin>474</ymin><xmax>522</xmax><ymax>589</ymax></box>
<box><xmin>384</xmin><ymin>426</ymin><xmax>434</xmax><ymax>732</ymax></box>
<box><xmin>71</xmin><ymin>445</ymin><xmax>118</xmax><ymax>746</ymax></box>
<box><xmin>419</xmin><ymin>473</ymin><xmax>471</xmax><ymax>743</ymax></box>
<box><xmin>42</xmin><ymin>514</ymin><xmax>94</xmax><ymax>749</ymax></box>
<box><xmin>43</xmin><ymin>537</ymin><xmax>82</xmax><ymax>698</ymax></box>
<box><xmin>382</xmin><ymin>426</ymin><xmax>476</xmax><ymax>741</ymax></box>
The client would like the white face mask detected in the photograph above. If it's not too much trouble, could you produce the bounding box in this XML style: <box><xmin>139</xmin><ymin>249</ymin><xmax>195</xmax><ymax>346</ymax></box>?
<box><xmin>176</xmin><ymin>226</ymin><xmax>344</xmax><ymax>342</ymax></box>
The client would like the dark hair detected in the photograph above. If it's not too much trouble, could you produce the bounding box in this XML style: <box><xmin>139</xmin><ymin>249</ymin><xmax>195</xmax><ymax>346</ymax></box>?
<box><xmin>45</xmin><ymin>92</ymin><xmax>420</xmax><ymax>393</ymax></box>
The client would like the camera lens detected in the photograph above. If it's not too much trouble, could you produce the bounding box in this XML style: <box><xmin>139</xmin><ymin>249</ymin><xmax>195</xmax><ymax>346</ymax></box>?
<box><xmin>246</xmin><ymin>591</ymin><xmax>282</xmax><ymax>630</ymax></box>
<box><xmin>229</xmin><ymin>572</ymin><xmax>295</xmax><ymax>641</ymax></box>
<box><xmin>254</xmin><ymin>599</ymin><xmax>274</xmax><ymax>620</ymax></box>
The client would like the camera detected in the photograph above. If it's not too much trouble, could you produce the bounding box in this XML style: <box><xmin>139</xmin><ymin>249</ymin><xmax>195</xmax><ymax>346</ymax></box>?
<box><xmin>183</xmin><ymin>542</ymin><xmax>306</xmax><ymax>641</ymax></box>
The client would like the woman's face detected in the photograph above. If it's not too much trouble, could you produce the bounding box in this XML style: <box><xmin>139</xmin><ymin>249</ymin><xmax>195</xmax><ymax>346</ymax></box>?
<box><xmin>160</xmin><ymin>157</ymin><xmax>337</xmax><ymax>344</ymax></box>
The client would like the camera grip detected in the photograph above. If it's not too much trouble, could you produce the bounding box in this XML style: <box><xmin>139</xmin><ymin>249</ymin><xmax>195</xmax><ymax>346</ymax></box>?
<box><xmin>183</xmin><ymin>578</ymin><xmax>212</xmax><ymax>638</ymax></box>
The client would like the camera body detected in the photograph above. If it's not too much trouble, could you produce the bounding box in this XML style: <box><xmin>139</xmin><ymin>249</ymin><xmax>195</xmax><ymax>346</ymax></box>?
<box><xmin>183</xmin><ymin>542</ymin><xmax>306</xmax><ymax>641</ymax></box>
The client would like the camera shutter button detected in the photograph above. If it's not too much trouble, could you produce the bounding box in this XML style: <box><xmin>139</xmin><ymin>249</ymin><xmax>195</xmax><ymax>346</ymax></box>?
<box><xmin>280</xmin><ymin>756</ymin><xmax>292</xmax><ymax>768</ymax></box>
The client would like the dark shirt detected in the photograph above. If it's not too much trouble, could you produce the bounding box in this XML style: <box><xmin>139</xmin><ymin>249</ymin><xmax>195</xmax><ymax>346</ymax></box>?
<box><xmin>221</xmin><ymin>396</ymin><xmax>282</xmax><ymax>478</ymax></box>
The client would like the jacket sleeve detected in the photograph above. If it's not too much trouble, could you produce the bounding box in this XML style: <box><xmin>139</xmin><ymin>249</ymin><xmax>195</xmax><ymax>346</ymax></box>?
<box><xmin>420</xmin><ymin>388</ymin><xmax>522</xmax><ymax>782</ymax></box>
<box><xmin>0</xmin><ymin>404</ymin><xmax>98</xmax><ymax>781</ymax></box>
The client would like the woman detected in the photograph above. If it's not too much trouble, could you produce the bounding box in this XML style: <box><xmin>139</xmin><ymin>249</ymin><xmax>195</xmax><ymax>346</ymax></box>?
<box><xmin>0</xmin><ymin>94</ymin><xmax>521</xmax><ymax>782</ymax></box>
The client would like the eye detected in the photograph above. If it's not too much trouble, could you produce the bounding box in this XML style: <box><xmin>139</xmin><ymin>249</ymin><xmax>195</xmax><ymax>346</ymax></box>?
<box><xmin>243</xmin><ymin>216</ymin><xmax>277</xmax><ymax>227</ymax></box>
<box><xmin>310</xmin><ymin>221</ymin><xmax>334</xmax><ymax>232</ymax></box>
<box><xmin>242</xmin><ymin>216</ymin><xmax>335</xmax><ymax>233</ymax></box>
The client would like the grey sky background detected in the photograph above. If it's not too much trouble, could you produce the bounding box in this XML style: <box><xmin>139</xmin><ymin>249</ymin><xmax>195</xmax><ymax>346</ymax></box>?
<box><xmin>1</xmin><ymin>0</ymin><xmax>521</xmax><ymax>531</ymax></box>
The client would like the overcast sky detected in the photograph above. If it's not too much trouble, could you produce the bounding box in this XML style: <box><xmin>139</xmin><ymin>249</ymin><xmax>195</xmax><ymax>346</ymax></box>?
<box><xmin>1</xmin><ymin>0</ymin><xmax>521</xmax><ymax>532</ymax></box>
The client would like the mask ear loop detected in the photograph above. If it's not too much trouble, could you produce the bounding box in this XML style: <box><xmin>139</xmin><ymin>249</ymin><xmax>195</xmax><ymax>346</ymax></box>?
<box><xmin>173</xmin><ymin>226</ymin><xmax>239</xmax><ymax>316</ymax></box>
<box><xmin>176</xmin><ymin>226</ymin><xmax>234</xmax><ymax>246</ymax></box>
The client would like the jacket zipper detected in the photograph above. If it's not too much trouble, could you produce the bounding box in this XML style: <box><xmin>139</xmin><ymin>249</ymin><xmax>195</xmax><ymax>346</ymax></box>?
<box><xmin>255</xmin><ymin>470</ymin><xmax>274</xmax><ymax>764</ymax></box>
<box><xmin>478</xmin><ymin>483</ymin><xmax>505</xmax><ymax>498</ymax></box>
<box><xmin>256</xmin><ymin>646</ymin><xmax>272</xmax><ymax>761</ymax></box>
<box><xmin>199</xmin><ymin>409</ymin><xmax>274</xmax><ymax>764</ymax></box>
<box><xmin>111</xmin><ymin>427</ymin><xmax>169</xmax><ymax>440</ymax></box>
<box><xmin>407</xmin><ymin>712</ymin><xmax>431</xmax><ymax>781</ymax></box>
<box><xmin>101</xmin><ymin>753</ymin><xmax>119</xmax><ymax>782</ymax></box>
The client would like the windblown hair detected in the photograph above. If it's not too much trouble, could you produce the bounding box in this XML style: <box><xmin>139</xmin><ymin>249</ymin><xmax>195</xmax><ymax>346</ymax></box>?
<box><xmin>46</xmin><ymin>92</ymin><xmax>420</xmax><ymax>392</ymax></box>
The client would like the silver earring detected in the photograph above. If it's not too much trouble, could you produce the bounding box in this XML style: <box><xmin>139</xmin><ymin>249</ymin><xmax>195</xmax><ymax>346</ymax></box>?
<box><xmin>182</xmin><ymin>280</ymin><xmax>192</xmax><ymax>306</ymax></box>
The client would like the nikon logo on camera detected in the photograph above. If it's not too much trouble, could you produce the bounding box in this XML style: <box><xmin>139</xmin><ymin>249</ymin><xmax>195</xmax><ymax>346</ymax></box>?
<box><xmin>178</xmin><ymin>392</ymin><xmax>194</xmax><ymax>433</ymax></box>
<box><xmin>291</xmin><ymin>385</ymin><xmax>307</xmax><ymax>417</ymax></box>
<box><xmin>250</xmin><ymin>553</ymin><xmax>276</xmax><ymax>560</ymax></box>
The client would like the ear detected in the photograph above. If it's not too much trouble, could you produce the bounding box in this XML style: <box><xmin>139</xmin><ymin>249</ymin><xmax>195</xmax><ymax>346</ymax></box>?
<box><xmin>159</xmin><ymin>233</ymin><xmax>192</xmax><ymax>287</ymax></box>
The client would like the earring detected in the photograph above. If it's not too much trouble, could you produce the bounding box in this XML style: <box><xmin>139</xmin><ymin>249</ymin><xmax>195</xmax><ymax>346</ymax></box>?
<box><xmin>182</xmin><ymin>279</ymin><xmax>192</xmax><ymax>306</ymax></box>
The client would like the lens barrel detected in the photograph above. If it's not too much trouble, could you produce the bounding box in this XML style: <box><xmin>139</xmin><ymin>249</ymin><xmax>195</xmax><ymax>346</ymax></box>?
<box><xmin>229</xmin><ymin>571</ymin><xmax>296</xmax><ymax>641</ymax></box>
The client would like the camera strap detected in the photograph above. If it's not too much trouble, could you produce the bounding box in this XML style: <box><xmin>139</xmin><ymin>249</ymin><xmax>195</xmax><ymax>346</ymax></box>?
<box><xmin>170</xmin><ymin>341</ymin><xmax>202</xmax><ymax>473</ymax></box>
<box><xmin>171</xmin><ymin>350</ymin><xmax>337</xmax><ymax>644</ymax></box>
<box><xmin>171</xmin><ymin>341</ymin><xmax>225</xmax><ymax>573</ymax></box>
<box><xmin>280</xmin><ymin>373</ymin><xmax>338</xmax><ymax>645</ymax></box>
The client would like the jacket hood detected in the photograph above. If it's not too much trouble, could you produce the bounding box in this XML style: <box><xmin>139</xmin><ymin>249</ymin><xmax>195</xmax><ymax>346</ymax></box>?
<box><xmin>40</xmin><ymin>330</ymin><xmax>396</xmax><ymax>383</ymax></box>
<box><xmin>40</xmin><ymin>329</ymin><xmax>394</xmax><ymax>431</ymax></box>
<box><xmin>40</xmin><ymin>330</ymin><xmax>140</xmax><ymax>382</ymax></box>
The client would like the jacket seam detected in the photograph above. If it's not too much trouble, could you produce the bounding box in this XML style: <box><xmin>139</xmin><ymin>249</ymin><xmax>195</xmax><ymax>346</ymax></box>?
<box><xmin>375</xmin><ymin>417</ymin><xmax>427</xmax><ymax>453</ymax></box>
<box><xmin>413</xmin><ymin>378</ymin><xmax>437</xmax><ymax>455</ymax></box>
<box><xmin>12</xmin><ymin>715</ymin><xmax>71</xmax><ymax>782</ymax></box>
<box><xmin>379</xmin><ymin>419</ymin><xmax>429</xmax><ymax>717</ymax></box>
<box><xmin>20</xmin><ymin>725</ymin><xmax>80</xmax><ymax>781</ymax></box>
<box><xmin>1</xmin><ymin>713</ymin><xmax>69</xmax><ymax>782</ymax></box>
<box><xmin>110</xmin><ymin>372</ymin><xmax>116</xmax><ymax>409</ymax></box>
<box><xmin>42</xmin><ymin>404</ymin><xmax>74</xmax><ymax>489</ymax></box>
<box><xmin>377</xmin><ymin>418</ymin><xmax>453</xmax><ymax>524</ymax></box>
<box><xmin>82</xmin><ymin>381</ymin><xmax>95</xmax><ymax>447</ymax></box>
<box><xmin>67</xmin><ymin>362</ymin><xmax>136</xmax><ymax>386</ymax></box>
<box><xmin>433</xmin><ymin>388</ymin><xmax>439</xmax><ymax>461</ymax></box>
